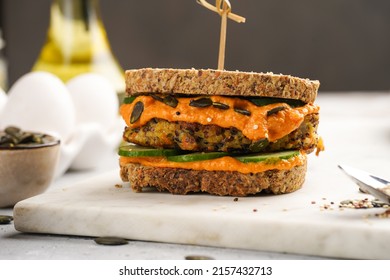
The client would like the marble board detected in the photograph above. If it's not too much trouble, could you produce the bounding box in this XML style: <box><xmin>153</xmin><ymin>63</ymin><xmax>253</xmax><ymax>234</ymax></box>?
<box><xmin>12</xmin><ymin>94</ymin><xmax>390</xmax><ymax>259</ymax></box>
<box><xmin>13</xmin><ymin>162</ymin><xmax>390</xmax><ymax>260</ymax></box>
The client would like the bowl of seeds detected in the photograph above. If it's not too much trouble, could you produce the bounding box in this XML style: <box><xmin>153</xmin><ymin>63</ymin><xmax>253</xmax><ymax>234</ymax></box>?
<box><xmin>0</xmin><ymin>126</ymin><xmax>60</xmax><ymax>208</ymax></box>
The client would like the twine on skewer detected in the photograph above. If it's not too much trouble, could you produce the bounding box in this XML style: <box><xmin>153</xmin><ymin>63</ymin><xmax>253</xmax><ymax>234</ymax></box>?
<box><xmin>197</xmin><ymin>0</ymin><xmax>246</xmax><ymax>70</ymax></box>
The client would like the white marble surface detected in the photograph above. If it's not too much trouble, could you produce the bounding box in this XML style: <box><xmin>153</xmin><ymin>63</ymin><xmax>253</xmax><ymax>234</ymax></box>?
<box><xmin>1</xmin><ymin>92</ymin><xmax>390</xmax><ymax>260</ymax></box>
<box><xmin>0</xmin><ymin>165</ymin><xmax>322</xmax><ymax>260</ymax></box>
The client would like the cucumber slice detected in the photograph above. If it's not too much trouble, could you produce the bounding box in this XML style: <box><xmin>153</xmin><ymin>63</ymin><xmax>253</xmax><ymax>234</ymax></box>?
<box><xmin>119</xmin><ymin>144</ymin><xmax>181</xmax><ymax>157</ymax></box>
<box><xmin>248</xmin><ymin>97</ymin><xmax>305</xmax><ymax>108</ymax></box>
<box><xmin>167</xmin><ymin>151</ymin><xmax>229</xmax><ymax>162</ymax></box>
<box><xmin>123</xmin><ymin>96</ymin><xmax>136</xmax><ymax>104</ymax></box>
<box><xmin>234</xmin><ymin>150</ymin><xmax>299</xmax><ymax>163</ymax></box>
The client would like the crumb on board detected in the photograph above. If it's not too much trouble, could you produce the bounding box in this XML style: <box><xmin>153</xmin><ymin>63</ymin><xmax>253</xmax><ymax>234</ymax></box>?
<box><xmin>320</xmin><ymin>204</ymin><xmax>334</xmax><ymax>211</ymax></box>
<box><xmin>339</xmin><ymin>198</ymin><xmax>389</xmax><ymax>209</ymax></box>
<box><xmin>337</xmin><ymin>198</ymin><xmax>390</xmax><ymax>218</ymax></box>
<box><xmin>375</xmin><ymin>209</ymin><xmax>390</xmax><ymax>218</ymax></box>
<box><xmin>115</xmin><ymin>184</ymin><xmax>123</xmax><ymax>188</ymax></box>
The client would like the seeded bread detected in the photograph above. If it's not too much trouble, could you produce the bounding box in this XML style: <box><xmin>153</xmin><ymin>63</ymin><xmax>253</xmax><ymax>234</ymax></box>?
<box><xmin>119</xmin><ymin>157</ymin><xmax>307</xmax><ymax>196</ymax></box>
<box><xmin>125</xmin><ymin>68</ymin><xmax>319</xmax><ymax>103</ymax></box>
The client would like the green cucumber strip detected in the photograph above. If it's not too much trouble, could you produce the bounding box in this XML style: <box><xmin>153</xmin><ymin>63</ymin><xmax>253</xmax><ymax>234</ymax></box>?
<box><xmin>118</xmin><ymin>144</ymin><xmax>181</xmax><ymax>157</ymax></box>
<box><xmin>234</xmin><ymin>150</ymin><xmax>299</xmax><ymax>163</ymax></box>
<box><xmin>167</xmin><ymin>151</ymin><xmax>229</xmax><ymax>162</ymax></box>
<box><xmin>123</xmin><ymin>96</ymin><xmax>136</xmax><ymax>104</ymax></box>
<box><xmin>248</xmin><ymin>97</ymin><xmax>305</xmax><ymax>108</ymax></box>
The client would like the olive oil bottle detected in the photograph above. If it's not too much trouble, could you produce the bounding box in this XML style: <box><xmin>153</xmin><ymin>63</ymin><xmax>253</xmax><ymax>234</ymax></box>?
<box><xmin>32</xmin><ymin>0</ymin><xmax>125</xmax><ymax>100</ymax></box>
<box><xmin>0</xmin><ymin>29</ymin><xmax>7</xmax><ymax>90</ymax></box>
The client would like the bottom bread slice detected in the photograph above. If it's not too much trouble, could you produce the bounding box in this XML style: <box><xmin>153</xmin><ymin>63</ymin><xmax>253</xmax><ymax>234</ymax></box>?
<box><xmin>120</xmin><ymin>158</ymin><xmax>307</xmax><ymax>196</ymax></box>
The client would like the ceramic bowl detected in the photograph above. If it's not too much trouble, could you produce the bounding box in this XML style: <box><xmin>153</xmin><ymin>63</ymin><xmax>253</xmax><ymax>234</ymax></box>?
<box><xmin>0</xmin><ymin>132</ymin><xmax>60</xmax><ymax>208</ymax></box>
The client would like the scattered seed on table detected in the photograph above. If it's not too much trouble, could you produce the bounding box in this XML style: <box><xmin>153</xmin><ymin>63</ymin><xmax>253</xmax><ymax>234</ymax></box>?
<box><xmin>185</xmin><ymin>255</ymin><xmax>214</xmax><ymax>260</ymax></box>
<box><xmin>339</xmin><ymin>198</ymin><xmax>389</xmax><ymax>209</ymax></box>
<box><xmin>0</xmin><ymin>215</ymin><xmax>13</xmax><ymax>225</ymax></box>
<box><xmin>375</xmin><ymin>209</ymin><xmax>390</xmax><ymax>218</ymax></box>
<box><xmin>94</xmin><ymin>236</ymin><xmax>128</xmax><ymax>246</ymax></box>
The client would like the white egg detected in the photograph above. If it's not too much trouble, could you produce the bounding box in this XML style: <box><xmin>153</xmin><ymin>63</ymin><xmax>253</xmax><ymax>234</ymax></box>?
<box><xmin>66</xmin><ymin>73</ymin><xmax>119</xmax><ymax>129</ymax></box>
<box><xmin>0</xmin><ymin>87</ymin><xmax>7</xmax><ymax>113</ymax></box>
<box><xmin>0</xmin><ymin>72</ymin><xmax>76</xmax><ymax>141</ymax></box>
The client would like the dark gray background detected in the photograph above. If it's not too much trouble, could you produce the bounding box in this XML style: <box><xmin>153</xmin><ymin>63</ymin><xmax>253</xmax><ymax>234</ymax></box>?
<box><xmin>1</xmin><ymin>0</ymin><xmax>390</xmax><ymax>91</ymax></box>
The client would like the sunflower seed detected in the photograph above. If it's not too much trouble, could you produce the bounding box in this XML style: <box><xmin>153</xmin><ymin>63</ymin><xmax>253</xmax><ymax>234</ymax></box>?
<box><xmin>234</xmin><ymin>108</ymin><xmax>251</xmax><ymax>116</ymax></box>
<box><xmin>0</xmin><ymin>215</ymin><xmax>13</xmax><ymax>225</ymax></box>
<box><xmin>267</xmin><ymin>106</ymin><xmax>286</xmax><ymax>117</ymax></box>
<box><xmin>130</xmin><ymin>101</ymin><xmax>144</xmax><ymax>124</ymax></box>
<box><xmin>189</xmin><ymin>97</ymin><xmax>213</xmax><ymax>108</ymax></box>
<box><xmin>94</xmin><ymin>236</ymin><xmax>128</xmax><ymax>246</ymax></box>
<box><xmin>212</xmin><ymin>102</ymin><xmax>230</xmax><ymax>110</ymax></box>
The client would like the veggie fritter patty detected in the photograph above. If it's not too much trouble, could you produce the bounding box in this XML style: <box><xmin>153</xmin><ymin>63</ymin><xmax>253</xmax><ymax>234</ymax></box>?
<box><xmin>123</xmin><ymin>113</ymin><xmax>319</xmax><ymax>153</ymax></box>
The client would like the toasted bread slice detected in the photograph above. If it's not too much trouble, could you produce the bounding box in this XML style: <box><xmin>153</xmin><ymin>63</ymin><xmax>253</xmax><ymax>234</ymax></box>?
<box><xmin>125</xmin><ymin>68</ymin><xmax>319</xmax><ymax>103</ymax></box>
<box><xmin>119</xmin><ymin>156</ymin><xmax>307</xmax><ymax>196</ymax></box>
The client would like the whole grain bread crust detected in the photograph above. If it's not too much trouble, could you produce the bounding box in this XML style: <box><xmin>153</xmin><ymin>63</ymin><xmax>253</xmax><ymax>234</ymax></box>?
<box><xmin>119</xmin><ymin>158</ymin><xmax>307</xmax><ymax>196</ymax></box>
<box><xmin>125</xmin><ymin>68</ymin><xmax>319</xmax><ymax>103</ymax></box>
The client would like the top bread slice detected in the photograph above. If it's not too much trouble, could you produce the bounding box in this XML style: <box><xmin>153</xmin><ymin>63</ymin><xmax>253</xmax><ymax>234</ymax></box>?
<box><xmin>125</xmin><ymin>68</ymin><xmax>320</xmax><ymax>103</ymax></box>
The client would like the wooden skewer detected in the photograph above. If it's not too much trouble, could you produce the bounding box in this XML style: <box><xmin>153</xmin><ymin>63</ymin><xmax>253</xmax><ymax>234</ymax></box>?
<box><xmin>197</xmin><ymin>0</ymin><xmax>246</xmax><ymax>70</ymax></box>
<box><xmin>218</xmin><ymin>1</ymin><xmax>228</xmax><ymax>70</ymax></box>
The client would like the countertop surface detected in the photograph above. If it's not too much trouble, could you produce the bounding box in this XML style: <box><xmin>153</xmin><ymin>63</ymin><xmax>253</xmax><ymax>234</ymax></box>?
<box><xmin>1</xmin><ymin>92</ymin><xmax>389</xmax><ymax>260</ymax></box>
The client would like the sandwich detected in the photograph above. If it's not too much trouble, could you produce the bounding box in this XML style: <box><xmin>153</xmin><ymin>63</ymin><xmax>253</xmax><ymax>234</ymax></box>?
<box><xmin>118</xmin><ymin>68</ymin><xmax>321</xmax><ymax>196</ymax></box>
